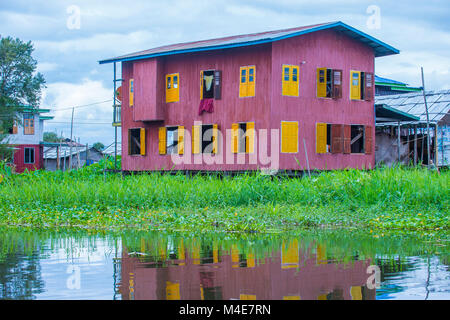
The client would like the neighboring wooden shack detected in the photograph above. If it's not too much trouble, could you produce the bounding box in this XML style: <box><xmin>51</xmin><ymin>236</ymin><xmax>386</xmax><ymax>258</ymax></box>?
<box><xmin>375</xmin><ymin>90</ymin><xmax>450</xmax><ymax>167</ymax></box>
<box><xmin>100</xmin><ymin>21</ymin><xmax>399</xmax><ymax>172</ymax></box>
<box><xmin>43</xmin><ymin>145</ymin><xmax>104</xmax><ymax>171</ymax></box>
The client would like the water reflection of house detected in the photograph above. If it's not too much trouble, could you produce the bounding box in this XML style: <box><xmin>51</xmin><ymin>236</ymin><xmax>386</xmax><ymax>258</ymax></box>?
<box><xmin>119</xmin><ymin>240</ymin><xmax>375</xmax><ymax>300</ymax></box>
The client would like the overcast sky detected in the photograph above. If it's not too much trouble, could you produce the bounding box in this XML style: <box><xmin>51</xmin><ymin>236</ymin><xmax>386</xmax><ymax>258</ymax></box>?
<box><xmin>1</xmin><ymin>0</ymin><xmax>449</xmax><ymax>145</ymax></box>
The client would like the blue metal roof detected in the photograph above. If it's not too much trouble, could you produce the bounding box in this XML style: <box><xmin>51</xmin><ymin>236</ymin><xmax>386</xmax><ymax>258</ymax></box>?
<box><xmin>375</xmin><ymin>75</ymin><xmax>407</xmax><ymax>85</ymax></box>
<box><xmin>99</xmin><ymin>21</ymin><xmax>399</xmax><ymax>64</ymax></box>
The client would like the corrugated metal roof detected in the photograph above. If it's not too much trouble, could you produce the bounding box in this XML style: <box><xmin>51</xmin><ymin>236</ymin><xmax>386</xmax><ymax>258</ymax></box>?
<box><xmin>99</xmin><ymin>21</ymin><xmax>399</xmax><ymax>64</ymax></box>
<box><xmin>103</xmin><ymin>143</ymin><xmax>121</xmax><ymax>156</ymax></box>
<box><xmin>43</xmin><ymin>146</ymin><xmax>88</xmax><ymax>159</ymax></box>
<box><xmin>375</xmin><ymin>90</ymin><xmax>450</xmax><ymax>124</ymax></box>
<box><xmin>375</xmin><ymin>75</ymin><xmax>407</xmax><ymax>85</ymax></box>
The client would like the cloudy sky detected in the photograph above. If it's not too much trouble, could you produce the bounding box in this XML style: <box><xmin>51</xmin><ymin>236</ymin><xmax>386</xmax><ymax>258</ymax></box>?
<box><xmin>1</xmin><ymin>0</ymin><xmax>449</xmax><ymax>145</ymax></box>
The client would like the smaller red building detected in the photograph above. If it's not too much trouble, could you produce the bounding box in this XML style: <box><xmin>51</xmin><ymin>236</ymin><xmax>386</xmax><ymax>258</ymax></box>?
<box><xmin>3</xmin><ymin>107</ymin><xmax>53</xmax><ymax>173</ymax></box>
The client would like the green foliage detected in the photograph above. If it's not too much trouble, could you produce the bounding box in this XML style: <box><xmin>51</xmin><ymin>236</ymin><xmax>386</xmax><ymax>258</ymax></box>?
<box><xmin>43</xmin><ymin>132</ymin><xmax>63</xmax><ymax>143</ymax></box>
<box><xmin>0</xmin><ymin>36</ymin><xmax>46</xmax><ymax>159</ymax></box>
<box><xmin>0</xmin><ymin>166</ymin><xmax>448</xmax><ymax>238</ymax></box>
<box><xmin>92</xmin><ymin>142</ymin><xmax>105</xmax><ymax>151</ymax></box>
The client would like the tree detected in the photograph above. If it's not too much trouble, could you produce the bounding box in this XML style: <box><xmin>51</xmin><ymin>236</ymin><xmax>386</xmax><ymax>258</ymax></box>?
<box><xmin>0</xmin><ymin>36</ymin><xmax>46</xmax><ymax>160</ymax></box>
<box><xmin>93</xmin><ymin>142</ymin><xmax>105</xmax><ymax>151</ymax></box>
<box><xmin>43</xmin><ymin>132</ymin><xmax>62</xmax><ymax>143</ymax></box>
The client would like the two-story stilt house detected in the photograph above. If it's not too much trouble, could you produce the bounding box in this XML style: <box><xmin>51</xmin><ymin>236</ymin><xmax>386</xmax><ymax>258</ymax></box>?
<box><xmin>100</xmin><ymin>21</ymin><xmax>399</xmax><ymax>173</ymax></box>
<box><xmin>2</xmin><ymin>107</ymin><xmax>53</xmax><ymax>173</ymax></box>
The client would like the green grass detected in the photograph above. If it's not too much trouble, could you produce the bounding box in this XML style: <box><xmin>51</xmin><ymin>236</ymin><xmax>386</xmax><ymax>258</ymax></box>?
<box><xmin>0</xmin><ymin>158</ymin><xmax>448</xmax><ymax>237</ymax></box>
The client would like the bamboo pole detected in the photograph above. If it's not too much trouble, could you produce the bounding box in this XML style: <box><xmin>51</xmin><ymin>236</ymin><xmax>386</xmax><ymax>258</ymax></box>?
<box><xmin>414</xmin><ymin>125</ymin><xmax>418</xmax><ymax>166</ymax></box>
<box><xmin>421</xmin><ymin>67</ymin><xmax>431</xmax><ymax>166</ymax></box>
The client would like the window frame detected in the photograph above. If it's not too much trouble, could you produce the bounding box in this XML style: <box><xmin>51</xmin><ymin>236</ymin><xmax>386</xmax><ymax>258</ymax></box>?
<box><xmin>23</xmin><ymin>113</ymin><xmax>34</xmax><ymax>135</ymax></box>
<box><xmin>166</xmin><ymin>73</ymin><xmax>180</xmax><ymax>103</ymax></box>
<box><xmin>282</xmin><ymin>64</ymin><xmax>299</xmax><ymax>97</ymax></box>
<box><xmin>239</xmin><ymin>65</ymin><xmax>256</xmax><ymax>98</ymax></box>
<box><xmin>128</xmin><ymin>127</ymin><xmax>146</xmax><ymax>156</ymax></box>
<box><xmin>24</xmin><ymin>147</ymin><xmax>35</xmax><ymax>164</ymax></box>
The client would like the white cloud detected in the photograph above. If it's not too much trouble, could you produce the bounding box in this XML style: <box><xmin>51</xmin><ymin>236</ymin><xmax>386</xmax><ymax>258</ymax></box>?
<box><xmin>41</xmin><ymin>78</ymin><xmax>117</xmax><ymax>145</ymax></box>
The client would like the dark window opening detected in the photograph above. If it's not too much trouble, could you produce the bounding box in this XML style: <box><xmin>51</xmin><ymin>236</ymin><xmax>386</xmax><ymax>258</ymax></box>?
<box><xmin>129</xmin><ymin>128</ymin><xmax>141</xmax><ymax>155</ymax></box>
<box><xmin>24</xmin><ymin>147</ymin><xmax>35</xmax><ymax>164</ymax></box>
<box><xmin>201</xmin><ymin>124</ymin><xmax>214</xmax><ymax>154</ymax></box>
<box><xmin>202</xmin><ymin>70</ymin><xmax>214</xmax><ymax>99</ymax></box>
<box><xmin>238</xmin><ymin>123</ymin><xmax>247</xmax><ymax>153</ymax></box>
<box><xmin>360</xmin><ymin>72</ymin><xmax>366</xmax><ymax>100</ymax></box>
<box><xmin>166</xmin><ymin>126</ymin><xmax>179</xmax><ymax>154</ymax></box>
<box><xmin>326</xmin><ymin>69</ymin><xmax>333</xmax><ymax>98</ymax></box>
<box><xmin>351</xmin><ymin>125</ymin><xmax>365</xmax><ymax>154</ymax></box>
<box><xmin>326</xmin><ymin>124</ymin><xmax>332</xmax><ymax>152</ymax></box>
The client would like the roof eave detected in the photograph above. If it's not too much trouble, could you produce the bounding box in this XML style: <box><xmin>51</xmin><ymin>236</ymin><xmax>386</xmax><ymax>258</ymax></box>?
<box><xmin>99</xmin><ymin>21</ymin><xmax>399</xmax><ymax>64</ymax></box>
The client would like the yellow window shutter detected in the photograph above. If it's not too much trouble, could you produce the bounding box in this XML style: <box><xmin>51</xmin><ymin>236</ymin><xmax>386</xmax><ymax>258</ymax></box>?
<box><xmin>247</xmin><ymin>66</ymin><xmax>255</xmax><ymax>97</ymax></box>
<box><xmin>350</xmin><ymin>71</ymin><xmax>361</xmax><ymax>100</ymax></box>
<box><xmin>173</xmin><ymin>73</ymin><xmax>179</xmax><ymax>102</ymax></box>
<box><xmin>231</xmin><ymin>123</ymin><xmax>239</xmax><ymax>153</ymax></box>
<box><xmin>350</xmin><ymin>286</ymin><xmax>362</xmax><ymax>300</ymax></box>
<box><xmin>129</xmin><ymin>79</ymin><xmax>134</xmax><ymax>107</ymax></box>
<box><xmin>140</xmin><ymin>128</ymin><xmax>146</xmax><ymax>156</ymax></box>
<box><xmin>200</xmin><ymin>70</ymin><xmax>203</xmax><ymax>100</ymax></box>
<box><xmin>212</xmin><ymin>124</ymin><xmax>218</xmax><ymax>154</ymax></box>
<box><xmin>177</xmin><ymin>126</ymin><xmax>184</xmax><ymax>155</ymax></box>
<box><xmin>192</xmin><ymin>125</ymin><xmax>200</xmax><ymax>154</ymax></box>
<box><xmin>316</xmin><ymin>123</ymin><xmax>327</xmax><ymax>154</ymax></box>
<box><xmin>282</xmin><ymin>65</ymin><xmax>290</xmax><ymax>96</ymax></box>
<box><xmin>166</xmin><ymin>281</ymin><xmax>180</xmax><ymax>300</ymax></box>
<box><xmin>317</xmin><ymin>68</ymin><xmax>327</xmax><ymax>98</ymax></box>
<box><xmin>166</xmin><ymin>75</ymin><xmax>171</xmax><ymax>103</ymax></box>
<box><xmin>239</xmin><ymin>67</ymin><xmax>248</xmax><ymax>97</ymax></box>
<box><xmin>159</xmin><ymin>127</ymin><xmax>167</xmax><ymax>155</ymax></box>
<box><xmin>281</xmin><ymin>122</ymin><xmax>298</xmax><ymax>153</ymax></box>
<box><xmin>291</xmin><ymin>66</ymin><xmax>299</xmax><ymax>97</ymax></box>
<box><xmin>246</xmin><ymin>122</ymin><xmax>255</xmax><ymax>154</ymax></box>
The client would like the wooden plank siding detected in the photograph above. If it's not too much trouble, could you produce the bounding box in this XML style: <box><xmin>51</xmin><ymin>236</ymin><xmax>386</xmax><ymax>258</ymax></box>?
<box><xmin>121</xmin><ymin>29</ymin><xmax>375</xmax><ymax>172</ymax></box>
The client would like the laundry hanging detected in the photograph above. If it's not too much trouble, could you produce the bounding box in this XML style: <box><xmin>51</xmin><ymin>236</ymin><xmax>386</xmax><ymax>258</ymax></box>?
<box><xmin>204</xmin><ymin>75</ymin><xmax>214</xmax><ymax>91</ymax></box>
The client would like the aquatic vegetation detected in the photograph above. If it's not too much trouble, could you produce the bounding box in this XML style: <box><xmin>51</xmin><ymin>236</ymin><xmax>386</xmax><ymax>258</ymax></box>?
<box><xmin>0</xmin><ymin>163</ymin><xmax>448</xmax><ymax>237</ymax></box>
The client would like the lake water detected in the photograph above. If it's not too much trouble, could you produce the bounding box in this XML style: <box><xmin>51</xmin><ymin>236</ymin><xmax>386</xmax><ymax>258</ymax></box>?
<box><xmin>0</xmin><ymin>227</ymin><xmax>448</xmax><ymax>300</ymax></box>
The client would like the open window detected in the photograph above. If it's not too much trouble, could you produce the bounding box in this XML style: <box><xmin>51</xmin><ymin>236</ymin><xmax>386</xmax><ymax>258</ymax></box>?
<box><xmin>316</xmin><ymin>123</ymin><xmax>333</xmax><ymax>153</ymax></box>
<box><xmin>200</xmin><ymin>70</ymin><xmax>221</xmax><ymax>100</ymax></box>
<box><xmin>159</xmin><ymin>126</ymin><xmax>184</xmax><ymax>155</ymax></box>
<box><xmin>350</xmin><ymin>71</ymin><xmax>374</xmax><ymax>101</ymax></box>
<box><xmin>231</xmin><ymin>122</ymin><xmax>255</xmax><ymax>154</ymax></box>
<box><xmin>7</xmin><ymin>120</ymin><xmax>18</xmax><ymax>134</ymax></box>
<box><xmin>192</xmin><ymin>124</ymin><xmax>218</xmax><ymax>154</ymax></box>
<box><xmin>128</xmin><ymin>128</ymin><xmax>146</xmax><ymax>156</ymax></box>
<box><xmin>317</xmin><ymin>68</ymin><xmax>342</xmax><ymax>99</ymax></box>
<box><xmin>166</xmin><ymin>73</ymin><xmax>180</xmax><ymax>103</ymax></box>
<box><xmin>350</xmin><ymin>125</ymin><xmax>365</xmax><ymax>154</ymax></box>
<box><xmin>24</xmin><ymin>147</ymin><xmax>35</xmax><ymax>164</ymax></box>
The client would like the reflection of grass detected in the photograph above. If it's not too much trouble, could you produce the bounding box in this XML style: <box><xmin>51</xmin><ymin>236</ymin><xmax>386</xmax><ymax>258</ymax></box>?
<box><xmin>1</xmin><ymin>226</ymin><xmax>447</xmax><ymax>269</ymax></box>
<box><xmin>0</xmin><ymin>164</ymin><xmax>448</xmax><ymax>238</ymax></box>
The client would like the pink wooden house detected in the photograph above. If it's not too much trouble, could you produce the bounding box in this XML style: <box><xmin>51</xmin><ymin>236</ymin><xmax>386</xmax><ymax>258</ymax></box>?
<box><xmin>100</xmin><ymin>21</ymin><xmax>399</xmax><ymax>173</ymax></box>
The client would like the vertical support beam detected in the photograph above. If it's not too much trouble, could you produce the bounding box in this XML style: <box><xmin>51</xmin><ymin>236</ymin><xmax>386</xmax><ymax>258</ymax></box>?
<box><xmin>421</xmin><ymin>67</ymin><xmax>431</xmax><ymax>166</ymax></box>
<box><xmin>113</xmin><ymin>62</ymin><xmax>117</xmax><ymax>172</ymax></box>
<box><xmin>406</xmin><ymin>126</ymin><xmax>410</xmax><ymax>165</ymax></box>
<box><xmin>435</xmin><ymin>124</ymin><xmax>438</xmax><ymax>167</ymax></box>
<box><xmin>441</xmin><ymin>125</ymin><xmax>445</xmax><ymax>166</ymax></box>
<box><xmin>56</xmin><ymin>146</ymin><xmax>60</xmax><ymax>170</ymax></box>
<box><xmin>397</xmin><ymin>122</ymin><xmax>401</xmax><ymax>164</ymax></box>
<box><xmin>414</xmin><ymin>124</ymin><xmax>418</xmax><ymax>166</ymax></box>
<box><xmin>86</xmin><ymin>143</ymin><xmax>89</xmax><ymax>166</ymax></box>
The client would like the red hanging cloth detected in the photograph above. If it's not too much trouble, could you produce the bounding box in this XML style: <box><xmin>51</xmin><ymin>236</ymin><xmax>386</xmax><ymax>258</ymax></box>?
<box><xmin>198</xmin><ymin>98</ymin><xmax>214</xmax><ymax>115</ymax></box>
